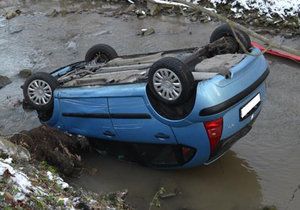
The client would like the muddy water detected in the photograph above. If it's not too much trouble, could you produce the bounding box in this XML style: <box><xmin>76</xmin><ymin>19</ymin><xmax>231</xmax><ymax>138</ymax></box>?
<box><xmin>0</xmin><ymin>1</ymin><xmax>300</xmax><ymax>209</ymax></box>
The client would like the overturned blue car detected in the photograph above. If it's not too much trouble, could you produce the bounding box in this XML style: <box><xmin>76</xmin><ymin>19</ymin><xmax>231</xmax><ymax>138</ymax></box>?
<box><xmin>22</xmin><ymin>24</ymin><xmax>269</xmax><ymax>168</ymax></box>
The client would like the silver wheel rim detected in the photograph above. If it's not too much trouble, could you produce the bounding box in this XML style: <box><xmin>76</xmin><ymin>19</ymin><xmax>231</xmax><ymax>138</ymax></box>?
<box><xmin>153</xmin><ymin>68</ymin><xmax>182</xmax><ymax>101</ymax></box>
<box><xmin>27</xmin><ymin>79</ymin><xmax>52</xmax><ymax>106</ymax></box>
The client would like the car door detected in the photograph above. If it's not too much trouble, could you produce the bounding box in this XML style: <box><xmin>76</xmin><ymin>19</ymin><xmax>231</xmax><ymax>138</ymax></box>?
<box><xmin>59</xmin><ymin>97</ymin><xmax>117</xmax><ymax>140</ymax></box>
<box><xmin>108</xmin><ymin>97</ymin><xmax>177</xmax><ymax>144</ymax></box>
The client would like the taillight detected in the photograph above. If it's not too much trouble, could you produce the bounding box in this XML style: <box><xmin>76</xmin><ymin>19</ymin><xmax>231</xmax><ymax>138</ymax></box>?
<box><xmin>204</xmin><ymin>117</ymin><xmax>223</xmax><ymax>156</ymax></box>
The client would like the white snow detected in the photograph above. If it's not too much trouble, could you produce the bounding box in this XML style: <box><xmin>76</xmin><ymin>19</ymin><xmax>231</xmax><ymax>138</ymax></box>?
<box><xmin>58</xmin><ymin>197</ymin><xmax>69</xmax><ymax>206</ymax></box>
<box><xmin>47</xmin><ymin>171</ymin><xmax>54</xmax><ymax>180</ymax></box>
<box><xmin>47</xmin><ymin>171</ymin><xmax>69</xmax><ymax>189</ymax></box>
<box><xmin>130</xmin><ymin>0</ymin><xmax>300</xmax><ymax>18</ymax></box>
<box><xmin>3</xmin><ymin>157</ymin><xmax>12</xmax><ymax>164</ymax></box>
<box><xmin>14</xmin><ymin>192</ymin><xmax>26</xmax><ymax>201</ymax></box>
<box><xmin>0</xmin><ymin>160</ymin><xmax>32</xmax><ymax>194</ymax></box>
<box><xmin>208</xmin><ymin>0</ymin><xmax>300</xmax><ymax>18</ymax></box>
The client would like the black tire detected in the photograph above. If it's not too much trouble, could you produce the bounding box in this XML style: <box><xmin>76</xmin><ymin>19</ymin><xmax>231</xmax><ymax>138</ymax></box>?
<box><xmin>85</xmin><ymin>44</ymin><xmax>118</xmax><ymax>63</ymax></box>
<box><xmin>210</xmin><ymin>24</ymin><xmax>251</xmax><ymax>52</ymax></box>
<box><xmin>148</xmin><ymin>57</ymin><xmax>194</xmax><ymax>105</ymax></box>
<box><xmin>23</xmin><ymin>72</ymin><xmax>59</xmax><ymax>111</ymax></box>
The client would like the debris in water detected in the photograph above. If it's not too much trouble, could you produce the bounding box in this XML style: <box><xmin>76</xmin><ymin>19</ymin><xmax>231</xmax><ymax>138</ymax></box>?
<box><xmin>18</xmin><ymin>69</ymin><xmax>32</xmax><ymax>78</ymax></box>
<box><xmin>5</xmin><ymin>9</ymin><xmax>21</xmax><ymax>20</ymax></box>
<box><xmin>137</xmin><ymin>27</ymin><xmax>155</xmax><ymax>36</ymax></box>
<box><xmin>46</xmin><ymin>9</ymin><xmax>59</xmax><ymax>17</ymax></box>
<box><xmin>0</xmin><ymin>75</ymin><xmax>12</xmax><ymax>89</ymax></box>
<box><xmin>66</xmin><ymin>41</ymin><xmax>78</xmax><ymax>54</ymax></box>
<box><xmin>135</xmin><ymin>9</ymin><xmax>147</xmax><ymax>18</ymax></box>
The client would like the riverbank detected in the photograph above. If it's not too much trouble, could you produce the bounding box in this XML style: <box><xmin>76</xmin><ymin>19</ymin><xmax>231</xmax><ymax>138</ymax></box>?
<box><xmin>0</xmin><ymin>133</ymin><xmax>130</xmax><ymax>209</ymax></box>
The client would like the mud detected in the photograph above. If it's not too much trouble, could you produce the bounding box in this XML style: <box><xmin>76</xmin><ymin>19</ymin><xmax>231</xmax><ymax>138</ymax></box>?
<box><xmin>9</xmin><ymin>126</ymin><xmax>90</xmax><ymax>176</ymax></box>
<box><xmin>0</xmin><ymin>0</ymin><xmax>300</xmax><ymax>210</ymax></box>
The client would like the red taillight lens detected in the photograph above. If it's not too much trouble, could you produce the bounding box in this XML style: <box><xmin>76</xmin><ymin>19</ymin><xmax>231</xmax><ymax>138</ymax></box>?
<box><xmin>204</xmin><ymin>118</ymin><xmax>223</xmax><ymax>156</ymax></box>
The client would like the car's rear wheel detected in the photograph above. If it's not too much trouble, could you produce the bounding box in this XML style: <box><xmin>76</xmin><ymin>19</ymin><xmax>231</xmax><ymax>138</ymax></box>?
<box><xmin>210</xmin><ymin>24</ymin><xmax>251</xmax><ymax>52</ymax></box>
<box><xmin>148</xmin><ymin>57</ymin><xmax>194</xmax><ymax>105</ymax></box>
<box><xmin>85</xmin><ymin>44</ymin><xmax>118</xmax><ymax>63</ymax></box>
<box><xmin>23</xmin><ymin>72</ymin><xmax>59</xmax><ymax>111</ymax></box>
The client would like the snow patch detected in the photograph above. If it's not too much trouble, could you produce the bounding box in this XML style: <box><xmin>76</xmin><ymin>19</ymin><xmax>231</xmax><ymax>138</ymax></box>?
<box><xmin>47</xmin><ymin>171</ymin><xmax>69</xmax><ymax>189</ymax></box>
<box><xmin>208</xmin><ymin>0</ymin><xmax>300</xmax><ymax>18</ymax></box>
<box><xmin>0</xmin><ymin>160</ymin><xmax>32</xmax><ymax>194</ymax></box>
<box><xmin>137</xmin><ymin>0</ymin><xmax>300</xmax><ymax>18</ymax></box>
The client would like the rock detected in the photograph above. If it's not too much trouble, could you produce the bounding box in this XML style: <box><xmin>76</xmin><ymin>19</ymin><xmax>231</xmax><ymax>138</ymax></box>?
<box><xmin>135</xmin><ymin>9</ymin><xmax>146</xmax><ymax>18</ymax></box>
<box><xmin>0</xmin><ymin>137</ymin><xmax>31</xmax><ymax>162</ymax></box>
<box><xmin>18</xmin><ymin>69</ymin><xmax>32</xmax><ymax>78</ymax></box>
<box><xmin>262</xmin><ymin>205</ymin><xmax>277</xmax><ymax>210</ymax></box>
<box><xmin>66</xmin><ymin>41</ymin><xmax>77</xmax><ymax>54</ymax></box>
<box><xmin>0</xmin><ymin>75</ymin><xmax>12</xmax><ymax>89</ymax></box>
<box><xmin>7</xmin><ymin>25</ymin><xmax>24</xmax><ymax>34</ymax></box>
<box><xmin>5</xmin><ymin>10</ymin><xmax>21</xmax><ymax>20</ymax></box>
<box><xmin>46</xmin><ymin>9</ymin><xmax>59</xmax><ymax>17</ymax></box>
<box><xmin>122</xmin><ymin>4</ymin><xmax>136</xmax><ymax>14</ymax></box>
<box><xmin>5</xmin><ymin>11</ymin><xmax>17</xmax><ymax>20</ymax></box>
<box><xmin>137</xmin><ymin>27</ymin><xmax>155</xmax><ymax>36</ymax></box>
<box><xmin>147</xmin><ymin>2</ymin><xmax>161</xmax><ymax>16</ymax></box>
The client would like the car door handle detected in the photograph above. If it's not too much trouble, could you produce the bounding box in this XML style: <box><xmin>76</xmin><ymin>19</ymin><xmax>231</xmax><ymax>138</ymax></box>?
<box><xmin>155</xmin><ymin>133</ymin><xmax>170</xmax><ymax>140</ymax></box>
<box><xmin>103</xmin><ymin>131</ymin><xmax>115</xmax><ymax>137</ymax></box>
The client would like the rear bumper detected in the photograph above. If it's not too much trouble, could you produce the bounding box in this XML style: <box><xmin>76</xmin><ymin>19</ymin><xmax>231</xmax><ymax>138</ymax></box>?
<box><xmin>204</xmin><ymin>113</ymin><xmax>258</xmax><ymax>165</ymax></box>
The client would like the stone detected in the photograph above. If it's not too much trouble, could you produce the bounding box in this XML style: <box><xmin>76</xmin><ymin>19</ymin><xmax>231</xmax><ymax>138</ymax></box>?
<box><xmin>18</xmin><ymin>69</ymin><xmax>32</xmax><ymax>78</ymax></box>
<box><xmin>147</xmin><ymin>2</ymin><xmax>161</xmax><ymax>16</ymax></box>
<box><xmin>7</xmin><ymin>25</ymin><xmax>24</xmax><ymax>34</ymax></box>
<box><xmin>5</xmin><ymin>11</ymin><xmax>17</xmax><ymax>20</ymax></box>
<box><xmin>0</xmin><ymin>137</ymin><xmax>31</xmax><ymax>162</ymax></box>
<box><xmin>0</xmin><ymin>75</ymin><xmax>11</xmax><ymax>89</ymax></box>
<box><xmin>46</xmin><ymin>9</ymin><xmax>59</xmax><ymax>17</ymax></box>
<box><xmin>66</xmin><ymin>41</ymin><xmax>77</xmax><ymax>54</ymax></box>
<box><xmin>137</xmin><ymin>27</ymin><xmax>155</xmax><ymax>36</ymax></box>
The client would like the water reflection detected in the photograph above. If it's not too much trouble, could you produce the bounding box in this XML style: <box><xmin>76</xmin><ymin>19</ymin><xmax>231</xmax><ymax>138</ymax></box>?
<box><xmin>71</xmin><ymin>150</ymin><xmax>262</xmax><ymax>210</ymax></box>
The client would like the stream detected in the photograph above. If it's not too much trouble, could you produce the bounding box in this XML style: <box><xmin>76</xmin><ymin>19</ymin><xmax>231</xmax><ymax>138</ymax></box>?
<box><xmin>0</xmin><ymin>0</ymin><xmax>299</xmax><ymax>209</ymax></box>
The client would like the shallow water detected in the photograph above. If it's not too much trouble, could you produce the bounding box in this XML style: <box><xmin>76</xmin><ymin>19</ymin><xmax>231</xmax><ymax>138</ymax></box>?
<box><xmin>0</xmin><ymin>1</ymin><xmax>300</xmax><ymax>209</ymax></box>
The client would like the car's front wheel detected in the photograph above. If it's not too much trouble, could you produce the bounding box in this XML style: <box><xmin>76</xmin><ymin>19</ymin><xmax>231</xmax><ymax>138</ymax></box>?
<box><xmin>23</xmin><ymin>72</ymin><xmax>59</xmax><ymax>111</ymax></box>
<box><xmin>148</xmin><ymin>57</ymin><xmax>194</xmax><ymax>105</ymax></box>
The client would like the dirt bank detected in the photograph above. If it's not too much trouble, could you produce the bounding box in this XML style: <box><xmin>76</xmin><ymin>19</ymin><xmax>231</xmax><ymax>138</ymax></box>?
<box><xmin>1</xmin><ymin>128</ymin><xmax>130</xmax><ymax>210</ymax></box>
<box><xmin>9</xmin><ymin>126</ymin><xmax>90</xmax><ymax>176</ymax></box>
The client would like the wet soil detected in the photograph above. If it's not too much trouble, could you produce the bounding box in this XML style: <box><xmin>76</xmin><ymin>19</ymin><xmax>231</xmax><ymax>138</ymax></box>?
<box><xmin>0</xmin><ymin>0</ymin><xmax>300</xmax><ymax>210</ymax></box>
<box><xmin>9</xmin><ymin>125</ymin><xmax>90</xmax><ymax>176</ymax></box>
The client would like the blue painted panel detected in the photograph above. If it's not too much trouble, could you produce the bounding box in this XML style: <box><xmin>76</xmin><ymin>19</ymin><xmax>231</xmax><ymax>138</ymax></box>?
<box><xmin>221</xmin><ymin>83</ymin><xmax>266</xmax><ymax>139</ymax></box>
<box><xmin>108</xmin><ymin>97</ymin><xmax>177</xmax><ymax>144</ymax></box>
<box><xmin>172</xmin><ymin>122</ymin><xmax>211</xmax><ymax>167</ymax></box>
<box><xmin>58</xmin><ymin>97</ymin><xmax>116</xmax><ymax>140</ymax></box>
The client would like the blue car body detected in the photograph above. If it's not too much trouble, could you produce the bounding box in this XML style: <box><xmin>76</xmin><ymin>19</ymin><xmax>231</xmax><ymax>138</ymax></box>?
<box><xmin>44</xmin><ymin>47</ymin><xmax>268</xmax><ymax>168</ymax></box>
